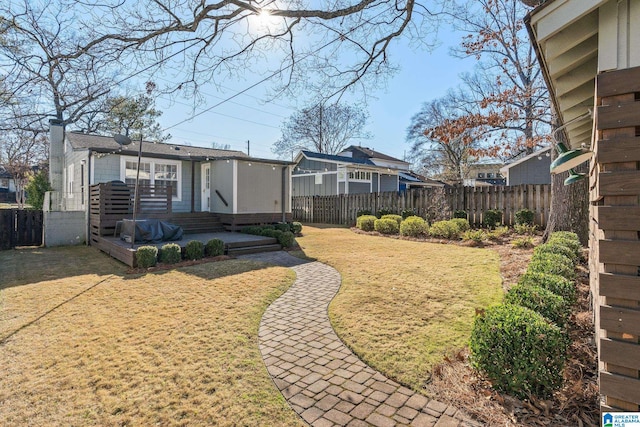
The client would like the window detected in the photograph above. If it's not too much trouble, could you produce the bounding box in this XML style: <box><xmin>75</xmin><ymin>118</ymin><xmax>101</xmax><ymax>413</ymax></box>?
<box><xmin>348</xmin><ymin>171</ymin><xmax>371</xmax><ymax>181</ymax></box>
<box><xmin>487</xmin><ymin>173</ymin><xmax>494</xmax><ymax>178</ymax></box>
<box><xmin>121</xmin><ymin>157</ymin><xmax>181</xmax><ymax>200</ymax></box>
<box><xmin>477</xmin><ymin>173</ymin><xmax>485</xmax><ymax>178</ymax></box>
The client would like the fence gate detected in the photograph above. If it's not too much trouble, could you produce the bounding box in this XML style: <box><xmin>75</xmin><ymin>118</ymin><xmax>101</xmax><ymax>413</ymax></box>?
<box><xmin>0</xmin><ymin>209</ymin><xmax>43</xmax><ymax>250</ymax></box>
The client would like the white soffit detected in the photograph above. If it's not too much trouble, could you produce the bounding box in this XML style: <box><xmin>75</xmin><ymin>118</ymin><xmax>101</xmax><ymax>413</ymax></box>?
<box><xmin>530</xmin><ymin>0</ymin><xmax>603</xmax><ymax>149</ymax></box>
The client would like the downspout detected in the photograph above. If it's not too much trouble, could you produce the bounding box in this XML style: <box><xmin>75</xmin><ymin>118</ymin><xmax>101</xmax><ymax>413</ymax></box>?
<box><xmin>86</xmin><ymin>150</ymin><xmax>92</xmax><ymax>245</ymax></box>
<box><xmin>281</xmin><ymin>166</ymin><xmax>287</xmax><ymax>223</ymax></box>
<box><xmin>191</xmin><ymin>160</ymin><xmax>195</xmax><ymax>213</ymax></box>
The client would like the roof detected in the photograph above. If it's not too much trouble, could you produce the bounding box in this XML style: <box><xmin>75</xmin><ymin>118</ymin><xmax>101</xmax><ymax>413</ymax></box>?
<box><xmin>66</xmin><ymin>132</ymin><xmax>292</xmax><ymax>165</ymax></box>
<box><xmin>398</xmin><ymin>171</ymin><xmax>446</xmax><ymax>187</ymax></box>
<box><xmin>342</xmin><ymin>146</ymin><xmax>407</xmax><ymax>164</ymax></box>
<box><xmin>299</xmin><ymin>150</ymin><xmax>376</xmax><ymax>166</ymax></box>
<box><xmin>525</xmin><ymin>0</ymin><xmax>603</xmax><ymax>149</ymax></box>
<box><xmin>500</xmin><ymin>147</ymin><xmax>552</xmax><ymax>173</ymax></box>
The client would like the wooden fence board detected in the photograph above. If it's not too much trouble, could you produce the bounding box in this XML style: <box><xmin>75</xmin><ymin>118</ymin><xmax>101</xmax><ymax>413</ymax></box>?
<box><xmin>292</xmin><ymin>185</ymin><xmax>550</xmax><ymax>227</ymax></box>
<box><xmin>600</xmin><ymin>305</ymin><xmax>640</xmax><ymax>336</ymax></box>
<box><xmin>600</xmin><ymin>372</ymin><xmax>640</xmax><ymax>405</ymax></box>
<box><xmin>600</xmin><ymin>338</ymin><xmax>640</xmax><ymax>371</ymax></box>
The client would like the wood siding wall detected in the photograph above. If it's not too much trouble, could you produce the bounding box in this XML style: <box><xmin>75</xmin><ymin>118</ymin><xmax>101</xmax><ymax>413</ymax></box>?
<box><xmin>592</xmin><ymin>65</ymin><xmax>640</xmax><ymax>412</ymax></box>
<box><xmin>292</xmin><ymin>184</ymin><xmax>550</xmax><ymax>227</ymax></box>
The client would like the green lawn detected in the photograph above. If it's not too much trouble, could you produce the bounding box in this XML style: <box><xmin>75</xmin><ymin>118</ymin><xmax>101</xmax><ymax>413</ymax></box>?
<box><xmin>294</xmin><ymin>226</ymin><xmax>503</xmax><ymax>391</ymax></box>
<box><xmin>0</xmin><ymin>246</ymin><xmax>303</xmax><ymax>426</ymax></box>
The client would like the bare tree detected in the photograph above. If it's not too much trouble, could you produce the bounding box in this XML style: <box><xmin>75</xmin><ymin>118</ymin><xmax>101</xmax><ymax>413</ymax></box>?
<box><xmin>406</xmin><ymin>92</ymin><xmax>477</xmax><ymax>182</ymax></box>
<box><xmin>0</xmin><ymin>1</ymin><xmax>124</xmax><ymax>132</ymax></box>
<box><xmin>273</xmin><ymin>103</ymin><xmax>372</xmax><ymax>157</ymax></box>
<box><xmin>425</xmin><ymin>0</ymin><xmax>551</xmax><ymax>159</ymax></box>
<box><xmin>18</xmin><ymin>0</ymin><xmax>449</xmax><ymax>104</ymax></box>
<box><xmin>0</xmin><ymin>127</ymin><xmax>47</xmax><ymax>208</ymax></box>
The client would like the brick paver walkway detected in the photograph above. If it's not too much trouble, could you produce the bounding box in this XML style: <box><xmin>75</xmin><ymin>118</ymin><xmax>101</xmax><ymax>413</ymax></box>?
<box><xmin>240</xmin><ymin>251</ymin><xmax>482</xmax><ymax>427</ymax></box>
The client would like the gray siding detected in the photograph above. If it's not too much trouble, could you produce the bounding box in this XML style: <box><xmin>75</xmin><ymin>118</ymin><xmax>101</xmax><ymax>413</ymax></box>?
<box><xmin>292</xmin><ymin>173</ymin><xmax>337</xmax><ymax>196</ymax></box>
<box><xmin>211</xmin><ymin>160</ymin><xmax>234</xmax><ymax>214</ymax></box>
<box><xmin>339</xmin><ymin>182</ymin><xmax>346</xmax><ymax>194</ymax></box>
<box><xmin>237</xmin><ymin>161</ymin><xmax>290</xmax><ymax>213</ymax></box>
<box><xmin>294</xmin><ymin>158</ymin><xmax>337</xmax><ymax>175</ymax></box>
<box><xmin>508</xmin><ymin>157</ymin><xmax>551</xmax><ymax>185</ymax></box>
<box><xmin>349</xmin><ymin>182</ymin><xmax>370</xmax><ymax>194</ymax></box>
<box><xmin>380</xmin><ymin>174</ymin><xmax>398</xmax><ymax>192</ymax></box>
<box><xmin>372</xmin><ymin>173</ymin><xmax>379</xmax><ymax>192</ymax></box>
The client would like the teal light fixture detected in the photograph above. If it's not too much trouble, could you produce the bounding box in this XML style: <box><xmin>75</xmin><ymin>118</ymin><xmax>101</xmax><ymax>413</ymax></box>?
<box><xmin>563</xmin><ymin>169</ymin><xmax>587</xmax><ymax>185</ymax></box>
<box><xmin>550</xmin><ymin>142</ymin><xmax>593</xmax><ymax>175</ymax></box>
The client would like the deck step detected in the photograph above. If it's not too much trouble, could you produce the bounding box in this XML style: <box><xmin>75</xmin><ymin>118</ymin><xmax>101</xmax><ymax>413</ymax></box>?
<box><xmin>226</xmin><ymin>237</ymin><xmax>278</xmax><ymax>249</ymax></box>
<box><xmin>227</xmin><ymin>244</ymin><xmax>282</xmax><ymax>255</ymax></box>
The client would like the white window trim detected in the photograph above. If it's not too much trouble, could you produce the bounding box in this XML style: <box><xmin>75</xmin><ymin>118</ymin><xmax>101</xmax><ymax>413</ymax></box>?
<box><xmin>119</xmin><ymin>156</ymin><xmax>182</xmax><ymax>201</ymax></box>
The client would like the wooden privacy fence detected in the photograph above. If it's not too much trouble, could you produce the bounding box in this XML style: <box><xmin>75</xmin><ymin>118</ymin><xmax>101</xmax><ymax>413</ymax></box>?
<box><xmin>0</xmin><ymin>209</ymin><xmax>43</xmax><ymax>250</ymax></box>
<box><xmin>292</xmin><ymin>184</ymin><xmax>551</xmax><ymax>227</ymax></box>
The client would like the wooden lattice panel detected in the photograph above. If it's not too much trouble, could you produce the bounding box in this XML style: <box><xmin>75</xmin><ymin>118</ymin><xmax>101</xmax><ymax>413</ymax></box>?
<box><xmin>593</xmin><ymin>65</ymin><xmax>640</xmax><ymax>411</ymax></box>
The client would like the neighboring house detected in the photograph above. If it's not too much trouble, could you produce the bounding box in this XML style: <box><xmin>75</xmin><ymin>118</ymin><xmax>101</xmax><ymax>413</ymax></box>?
<box><xmin>499</xmin><ymin>147</ymin><xmax>552</xmax><ymax>186</ymax></box>
<box><xmin>292</xmin><ymin>150</ymin><xmax>399</xmax><ymax>196</ymax></box>
<box><xmin>292</xmin><ymin>147</ymin><xmax>443</xmax><ymax>196</ymax></box>
<box><xmin>398</xmin><ymin>171</ymin><xmax>446</xmax><ymax>191</ymax></box>
<box><xmin>526</xmin><ymin>0</ymin><xmax>640</xmax><ymax>412</ymax></box>
<box><xmin>465</xmin><ymin>160</ymin><xmax>506</xmax><ymax>186</ymax></box>
<box><xmin>337</xmin><ymin>145</ymin><xmax>411</xmax><ymax>170</ymax></box>
<box><xmin>46</xmin><ymin>121</ymin><xmax>292</xmax><ymax>244</ymax></box>
<box><xmin>0</xmin><ymin>166</ymin><xmax>16</xmax><ymax>192</ymax></box>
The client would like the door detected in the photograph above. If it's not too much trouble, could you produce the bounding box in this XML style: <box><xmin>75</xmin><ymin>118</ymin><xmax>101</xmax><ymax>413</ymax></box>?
<box><xmin>201</xmin><ymin>163</ymin><xmax>211</xmax><ymax>211</ymax></box>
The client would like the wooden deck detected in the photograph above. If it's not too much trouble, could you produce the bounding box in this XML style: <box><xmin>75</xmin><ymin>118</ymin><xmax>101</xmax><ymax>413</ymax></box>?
<box><xmin>92</xmin><ymin>232</ymin><xmax>281</xmax><ymax>267</ymax></box>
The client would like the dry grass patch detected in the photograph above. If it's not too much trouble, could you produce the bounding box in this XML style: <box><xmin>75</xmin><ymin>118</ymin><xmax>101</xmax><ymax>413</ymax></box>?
<box><xmin>294</xmin><ymin>226</ymin><xmax>503</xmax><ymax>391</ymax></box>
<box><xmin>0</xmin><ymin>247</ymin><xmax>303</xmax><ymax>426</ymax></box>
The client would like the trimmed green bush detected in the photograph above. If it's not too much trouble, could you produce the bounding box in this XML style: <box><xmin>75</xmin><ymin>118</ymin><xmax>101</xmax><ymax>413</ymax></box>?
<box><xmin>241</xmin><ymin>226</ymin><xmax>263</xmax><ymax>235</ymax></box>
<box><xmin>453</xmin><ymin>210</ymin><xmax>468</xmax><ymax>219</ymax></box>
<box><xmin>381</xmin><ymin>214</ymin><xmax>403</xmax><ymax>225</ymax></box>
<box><xmin>547</xmin><ymin>232</ymin><xmax>582</xmax><ymax>259</ymax></box>
<box><xmin>527</xmin><ymin>252</ymin><xmax>576</xmax><ymax>280</ymax></box>
<box><xmin>376</xmin><ymin>207</ymin><xmax>396</xmax><ymax>218</ymax></box>
<box><xmin>450</xmin><ymin>218</ymin><xmax>470</xmax><ymax>232</ymax></box>
<box><xmin>278</xmin><ymin>231</ymin><xmax>296</xmax><ymax>248</ymax></box>
<box><xmin>205</xmin><ymin>238</ymin><xmax>225</xmax><ymax>257</ymax></box>
<box><xmin>470</xmin><ymin>304</ymin><xmax>568</xmax><ymax>398</ymax></box>
<box><xmin>374</xmin><ymin>218</ymin><xmax>400</xmax><ymax>234</ymax></box>
<box><xmin>429</xmin><ymin>220</ymin><xmax>458</xmax><ymax>239</ymax></box>
<box><xmin>504</xmin><ymin>283</ymin><xmax>570</xmax><ymax>325</ymax></box>
<box><xmin>356</xmin><ymin>215</ymin><xmax>377</xmax><ymax>232</ymax></box>
<box><xmin>401</xmin><ymin>208</ymin><xmax>417</xmax><ymax>219</ymax></box>
<box><xmin>519</xmin><ymin>272</ymin><xmax>577</xmax><ymax>305</ymax></box>
<box><xmin>136</xmin><ymin>245</ymin><xmax>158</xmax><ymax>268</ymax></box>
<box><xmin>185</xmin><ymin>240</ymin><xmax>205</xmax><ymax>260</ymax></box>
<box><xmin>160</xmin><ymin>243</ymin><xmax>182</xmax><ymax>264</ymax></box>
<box><xmin>515</xmin><ymin>209</ymin><xmax>535</xmax><ymax>225</ymax></box>
<box><xmin>356</xmin><ymin>209</ymin><xmax>372</xmax><ymax>217</ymax></box>
<box><xmin>400</xmin><ymin>216</ymin><xmax>428</xmax><ymax>237</ymax></box>
<box><xmin>291</xmin><ymin>222</ymin><xmax>303</xmax><ymax>234</ymax></box>
<box><xmin>534</xmin><ymin>243</ymin><xmax>578</xmax><ymax>265</ymax></box>
<box><xmin>483</xmin><ymin>209</ymin><xmax>503</xmax><ymax>228</ymax></box>
<box><xmin>274</xmin><ymin>222</ymin><xmax>291</xmax><ymax>232</ymax></box>
<box><xmin>261</xmin><ymin>229</ymin><xmax>284</xmax><ymax>241</ymax></box>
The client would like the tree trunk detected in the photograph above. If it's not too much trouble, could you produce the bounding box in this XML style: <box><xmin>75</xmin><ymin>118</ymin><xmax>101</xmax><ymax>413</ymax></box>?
<box><xmin>543</xmin><ymin>149</ymin><xmax>589</xmax><ymax>245</ymax></box>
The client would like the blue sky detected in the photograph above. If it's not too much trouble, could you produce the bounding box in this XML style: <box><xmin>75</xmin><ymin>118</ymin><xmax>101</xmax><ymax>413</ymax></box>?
<box><xmin>153</xmin><ymin>29</ymin><xmax>478</xmax><ymax>162</ymax></box>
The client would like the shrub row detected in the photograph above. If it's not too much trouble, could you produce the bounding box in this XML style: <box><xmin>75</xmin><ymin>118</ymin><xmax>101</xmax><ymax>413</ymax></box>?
<box><xmin>136</xmin><ymin>238</ymin><xmax>226</xmax><ymax>268</ymax></box>
<box><xmin>357</xmin><ymin>215</ymin><xmax>472</xmax><ymax>239</ymax></box>
<box><xmin>240</xmin><ymin>224</ymin><xmax>298</xmax><ymax>248</ymax></box>
<box><xmin>470</xmin><ymin>231</ymin><xmax>581</xmax><ymax>398</ymax></box>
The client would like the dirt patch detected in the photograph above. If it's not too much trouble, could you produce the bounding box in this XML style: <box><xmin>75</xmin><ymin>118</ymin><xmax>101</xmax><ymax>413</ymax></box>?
<box><xmin>126</xmin><ymin>255</ymin><xmax>234</xmax><ymax>274</ymax></box>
